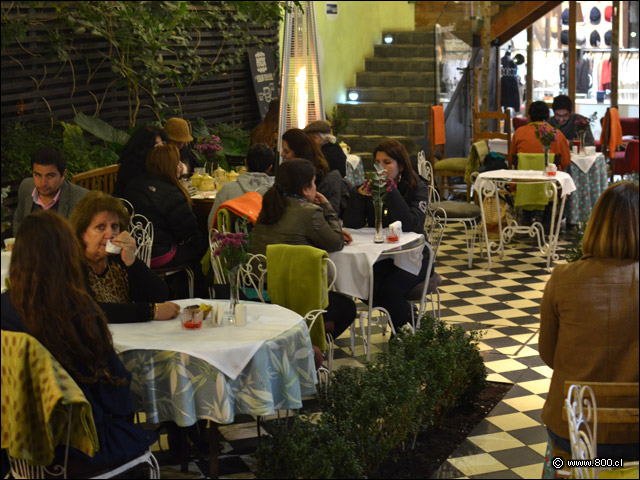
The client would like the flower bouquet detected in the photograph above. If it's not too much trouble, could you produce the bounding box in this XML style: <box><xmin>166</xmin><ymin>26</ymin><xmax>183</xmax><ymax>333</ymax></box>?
<box><xmin>211</xmin><ymin>231</ymin><xmax>250</xmax><ymax>324</ymax></box>
<box><xmin>362</xmin><ymin>168</ymin><xmax>395</xmax><ymax>243</ymax></box>
<box><xmin>194</xmin><ymin>134</ymin><xmax>223</xmax><ymax>174</ymax></box>
<box><xmin>534</xmin><ymin>122</ymin><xmax>557</xmax><ymax>166</ymax></box>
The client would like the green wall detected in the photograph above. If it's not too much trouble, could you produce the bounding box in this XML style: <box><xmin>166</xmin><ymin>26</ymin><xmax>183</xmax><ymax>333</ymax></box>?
<box><xmin>315</xmin><ymin>1</ymin><xmax>415</xmax><ymax>113</ymax></box>
<box><xmin>280</xmin><ymin>1</ymin><xmax>415</xmax><ymax>116</ymax></box>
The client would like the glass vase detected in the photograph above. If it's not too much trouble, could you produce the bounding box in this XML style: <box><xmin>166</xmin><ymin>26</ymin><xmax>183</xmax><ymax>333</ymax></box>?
<box><xmin>543</xmin><ymin>145</ymin><xmax>550</xmax><ymax>167</ymax></box>
<box><xmin>224</xmin><ymin>265</ymin><xmax>240</xmax><ymax>326</ymax></box>
<box><xmin>373</xmin><ymin>200</ymin><xmax>384</xmax><ymax>243</ymax></box>
<box><xmin>579</xmin><ymin>131</ymin><xmax>587</xmax><ymax>156</ymax></box>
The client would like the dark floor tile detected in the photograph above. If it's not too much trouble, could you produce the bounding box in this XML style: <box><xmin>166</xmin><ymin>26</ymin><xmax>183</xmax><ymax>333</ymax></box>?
<box><xmin>471</xmin><ymin>469</ymin><xmax>520</xmax><ymax>479</ymax></box>
<box><xmin>482</xmin><ymin>337</ymin><xmax>523</xmax><ymax>348</ymax></box>
<box><xmin>488</xmin><ymin>401</ymin><xmax>519</xmax><ymax>416</ymax></box>
<box><xmin>508</xmin><ymin>425</ymin><xmax>549</xmax><ymax>445</ymax></box>
<box><xmin>503</xmin><ymin>384</ymin><xmax>537</xmax><ymax>399</ymax></box>
<box><xmin>490</xmin><ymin>446</ymin><xmax>544</xmax><ymax>469</ymax></box>
<box><xmin>511</xmin><ymin>355</ymin><xmax>545</xmax><ymax>368</ymax></box>
<box><xmin>469</xmin><ymin>420</ymin><xmax>503</xmax><ymax>436</ymax></box>
<box><xmin>430</xmin><ymin>461</ymin><xmax>466</xmax><ymax>479</ymax></box>
<box><xmin>501</xmin><ymin>284</ymin><xmax>534</xmax><ymax>293</ymax></box>
<box><xmin>449</xmin><ymin>439</ymin><xmax>486</xmax><ymax>458</ymax></box>
<box><xmin>494</xmin><ymin>326</ymin><xmax>536</xmax><ymax>336</ymax></box>
<box><xmin>491</xmin><ymin>294</ymin><xmax>525</xmax><ymax>302</ymax></box>
<box><xmin>467</xmin><ymin>311</ymin><xmax>501</xmax><ymax>322</ymax></box>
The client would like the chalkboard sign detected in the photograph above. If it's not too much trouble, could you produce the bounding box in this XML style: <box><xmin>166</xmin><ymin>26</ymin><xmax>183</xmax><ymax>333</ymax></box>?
<box><xmin>248</xmin><ymin>47</ymin><xmax>278</xmax><ymax>120</ymax></box>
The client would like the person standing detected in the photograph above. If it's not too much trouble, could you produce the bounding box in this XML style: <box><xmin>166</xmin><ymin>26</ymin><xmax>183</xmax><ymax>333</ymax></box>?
<box><xmin>13</xmin><ymin>146</ymin><xmax>88</xmax><ymax>236</ymax></box>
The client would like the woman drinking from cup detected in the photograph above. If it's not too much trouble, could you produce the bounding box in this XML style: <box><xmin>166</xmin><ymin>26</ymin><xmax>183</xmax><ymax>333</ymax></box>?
<box><xmin>70</xmin><ymin>190</ymin><xmax>180</xmax><ymax>322</ymax></box>
<box><xmin>343</xmin><ymin>139</ymin><xmax>432</xmax><ymax>331</ymax></box>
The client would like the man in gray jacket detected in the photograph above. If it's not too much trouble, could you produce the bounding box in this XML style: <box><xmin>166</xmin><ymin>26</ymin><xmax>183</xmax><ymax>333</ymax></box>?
<box><xmin>207</xmin><ymin>144</ymin><xmax>275</xmax><ymax>230</ymax></box>
<box><xmin>13</xmin><ymin>146</ymin><xmax>88</xmax><ymax>235</ymax></box>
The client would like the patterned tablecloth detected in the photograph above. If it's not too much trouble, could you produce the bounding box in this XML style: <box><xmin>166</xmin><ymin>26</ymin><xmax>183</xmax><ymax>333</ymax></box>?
<box><xmin>110</xmin><ymin>300</ymin><xmax>317</xmax><ymax>427</ymax></box>
<box><xmin>566</xmin><ymin>154</ymin><xmax>608</xmax><ymax>225</ymax></box>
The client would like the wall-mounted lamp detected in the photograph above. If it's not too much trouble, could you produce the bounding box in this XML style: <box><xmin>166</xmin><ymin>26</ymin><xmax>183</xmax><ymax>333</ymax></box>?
<box><xmin>383</xmin><ymin>33</ymin><xmax>394</xmax><ymax>44</ymax></box>
<box><xmin>347</xmin><ymin>90</ymin><xmax>359</xmax><ymax>101</ymax></box>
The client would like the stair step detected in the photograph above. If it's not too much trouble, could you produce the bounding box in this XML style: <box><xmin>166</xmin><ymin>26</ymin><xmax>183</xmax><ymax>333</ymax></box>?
<box><xmin>345</xmin><ymin>86</ymin><xmax>435</xmax><ymax>103</ymax></box>
<box><xmin>339</xmin><ymin>135</ymin><xmax>420</xmax><ymax>156</ymax></box>
<box><xmin>365</xmin><ymin>57</ymin><xmax>435</xmax><ymax>72</ymax></box>
<box><xmin>382</xmin><ymin>30</ymin><xmax>434</xmax><ymax>45</ymax></box>
<box><xmin>356</xmin><ymin>71</ymin><xmax>434</xmax><ymax>88</ymax></box>
<box><xmin>374</xmin><ymin>44</ymin><xmax>434</xmax><ymax>58</ymax></box>
<box><xmin>344</xmin><ymin>118</ymin><xmax>426</xmax><ymax>137</ymax></box>
<box><xmin>337</xmin><ymin>102</ymin><xmax>429</xmax><ymax>121</ymax></box>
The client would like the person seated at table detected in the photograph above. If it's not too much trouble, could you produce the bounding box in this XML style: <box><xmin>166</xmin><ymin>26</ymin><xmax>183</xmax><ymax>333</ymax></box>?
<box><xmin>539</xmin><ymin>181</ymin><xmax>639</xmax><ymax>476</ymax></box>
<box><xmin>548</xmin><ymin>94</ymin><xmax>595</xmax><ymax>147</ymax></box>
<box><xmin>508</xmin><ymin>100</ymin><xmax>572</xmax><ymax>170</ymax></box>
<box><xmin>304</xmin><ymin>120</ymin><xmax>347</xmax><ymax>177</ymax></box>
<box><xmin>1</xmin><ymin>210</ymin><xmax>157</xmax><ymax>474</ymax></box>
<box><xmin>13</xmin><ymin>146</ymin><xmax>88</xmax><ymax>236</ymax></box>
<box><xmin>113</xmin><ymin>125</ymin><xmax>167</xmax><ymax>196</ymax></box>
<box><xmin>164</xmin><ymin>117</ymin><xmax>201</xmax><ymax>175</ymax></box>
<box><xmin>281</xmin><ymin>128</ymin><xmax>350</xmax><ymax>217</ymax></box>
<box><xmin>343</xmin><ymin>139</ymin><xmax>432</xmax><ymax>331</ymax></box>
<box><xmin>70</xmin><ymin>190</ymin><xmax>180</xmax><ymax>323</ymax></box>
<box><xmin>252</xmin><ymin>159</ymin><xmax>356</xmax><ymax>364</ymax></box>
<box><xmin>123</xmin><ymin>144</ymin><xmax>208</xmax><ymax>297</ymax></box>
<box><xmin>208</xmin><ymin>143</ymin><xmax>275</xmax><ymax>230</ymax></box>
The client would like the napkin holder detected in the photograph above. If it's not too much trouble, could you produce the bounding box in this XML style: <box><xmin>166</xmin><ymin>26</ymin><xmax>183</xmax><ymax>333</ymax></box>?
<box><xmin>388</xmin><ymin>221</ymin><xmax>402</xmax><ymax>241</ymax></box>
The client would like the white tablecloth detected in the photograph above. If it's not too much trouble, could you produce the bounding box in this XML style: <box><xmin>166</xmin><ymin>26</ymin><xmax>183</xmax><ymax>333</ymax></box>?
<box><xmin>474</xmin><ymin>169</ymin><xmax>577</xmax><ymax>196</ymax></box>
<box><xmin>346</xmin><ymin>154</ymin><xmax>361</xmax><ymax>169</ymax></box>
<box><xmin>110</xmin><ymin>299</ymin><xmax>302</xmax><ymax>380</ymax></box>
<box><xmin>570</xmin><ymin>152</ymin><xmax>600</xmax><ymax>174</ymax></box>
<box><xmin>1</xmin><ymin>251</ymin><xmax>10</xmax><ymax>293</ymax></box>
<box><xmin>328</xmin><ymin>228</ymin><xmax>424</xmax><ymax>299</ymax></box>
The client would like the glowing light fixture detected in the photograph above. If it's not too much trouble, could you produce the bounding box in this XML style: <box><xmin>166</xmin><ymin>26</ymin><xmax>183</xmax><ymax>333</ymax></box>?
<box><xmin>348</xmin><ymin>90</ymin><xmax>359</xmax><ymax>102</ymax></box>
<box><xmin>383</xmin><ymin>33</ymin><xmax>394</xmax><ymax>44</ymax></box>
<box><xmin>279</xmin><ymin>1</ymin><xmax>325</xmax><ymax>158</ymax></box>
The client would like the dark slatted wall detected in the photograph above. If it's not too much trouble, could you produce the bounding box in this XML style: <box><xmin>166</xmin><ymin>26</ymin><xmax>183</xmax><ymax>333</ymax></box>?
<box><xmin>1</xmin><ymin>6</ymin><xmax>279</xmax><ymax>131</ymax></box>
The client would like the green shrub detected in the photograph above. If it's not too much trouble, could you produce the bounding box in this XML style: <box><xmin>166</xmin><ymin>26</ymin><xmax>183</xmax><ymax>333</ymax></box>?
<box><xmin>1</xmin><ymin>121</ymin><xmax>62</xmax><ymax>182</ymax></box>
<box><xmin>255</xmin><ymin>415</ymin><xmax>363</xmax><ymax>479</ymax></box>
<box><xmin>256</xmin><ymin>313</ymin><xmax>487</xmax><ymax>478</ymax></box>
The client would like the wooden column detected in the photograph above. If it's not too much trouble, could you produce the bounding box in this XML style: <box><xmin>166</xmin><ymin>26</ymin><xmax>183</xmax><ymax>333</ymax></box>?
<box><xmin>611</xmin><ymin>1</ymin><xmax>620</xmax><ymax>106</ymax></box>
<box><xmin>527</xmin><ymin>26</ymin><xmax>533</xmax><ymax>107</ymax></box>
<box><xmin>568</xmin><ymin>2</ymin><xmax>577</xmax><ymax>101</ymax></box>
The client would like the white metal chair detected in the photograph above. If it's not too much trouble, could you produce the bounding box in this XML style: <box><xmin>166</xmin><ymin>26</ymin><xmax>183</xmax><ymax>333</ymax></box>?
<box><xmin>237</xmin><ymin>253</ymin><xmax>268</xmax><ymax>303</ymax></box>
<box><xmin>564</xmin><ymin>381</ymin><xmax>639</xmax><ymax>479</ymax></box>
<box><xmin>130</xmin><ymin>212</ymin><xmax>194</xmax><ymax>298</ymax></box>
<box><xmin>420</xmin><ymin>150</ymin><xmax>484</xmax><ymax>268</ymax></box>
<box><xmin>118</xmin><ymin>197</ymin><xmax>135</xmax><ymax>218</ymax></box>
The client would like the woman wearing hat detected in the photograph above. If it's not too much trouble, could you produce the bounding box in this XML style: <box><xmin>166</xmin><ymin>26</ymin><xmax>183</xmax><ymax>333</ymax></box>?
<box><xmin>164</xmin><ymin>117</ymin><xmax>201</xmax><ymax>175</ymax></box>
<box><xmin>304</xmin><ymin>120</ymin><xmax>347</xmax><ymax>177</ymax></box>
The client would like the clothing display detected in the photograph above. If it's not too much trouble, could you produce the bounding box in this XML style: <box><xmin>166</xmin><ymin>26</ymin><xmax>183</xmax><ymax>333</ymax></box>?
<box><xmin>501</xmin><ymin>53</ymin><xmax>521</xmax><ymax>112</ymax></box>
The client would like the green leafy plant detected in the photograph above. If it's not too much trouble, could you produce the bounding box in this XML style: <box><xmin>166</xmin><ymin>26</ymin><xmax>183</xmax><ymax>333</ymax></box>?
<box><xmin>256</xmin><ymin>415</ymin><xmax>363</xmax><ymax>479</ymax></box>
<box><xmin>328</xmin><ymin>104</ymin><xmax>350</xmax><ymax>137</ymax></box>
<box><xmin>256</xmin><ymin>313</ymin><xmax>487</xmax><ymax>478</ymax></box>
<box><xmin>60</xmin><ymin>122</ymin><xmax>119</xmax><ymax>176</ymax></box>
<box><xmin>565</xmin><ymin>215</ymin><xmax>589</xmax><ymax>263</ymax></box>
<box><xmin>2</xmin><ymin>2</ymin><xmax>295</xmax><ymax>126</ymax></box>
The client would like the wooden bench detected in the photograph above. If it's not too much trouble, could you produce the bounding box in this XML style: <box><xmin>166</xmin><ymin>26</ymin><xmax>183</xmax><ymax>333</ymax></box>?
<box><xmin>71</xmin><ymin>164</ymin><xmax>119</xmax><ymax>194</ymax></box>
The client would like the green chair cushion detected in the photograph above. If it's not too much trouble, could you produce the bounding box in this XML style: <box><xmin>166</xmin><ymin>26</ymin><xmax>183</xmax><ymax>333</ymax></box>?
<box><xmin>434</xmin><ymin>157</ymin><xmax>468</xmax><ymax>171</ymax></box>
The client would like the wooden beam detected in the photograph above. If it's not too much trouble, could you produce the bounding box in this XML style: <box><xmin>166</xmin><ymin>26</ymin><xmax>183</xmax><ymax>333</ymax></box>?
<box><xmin>527</xmin><ymin>26</ymin><xmax>533</xmax><ymax>107</ymax></box>
<box><xmin>612</xmin><ymin>1</ymin><xmax>620</xmax><ymax>106</ymax></box>
<box><xmin>487</xmin><ymin>1</ymin><xmax>563</xmax><ymax>44</ymax></box>
<box><xmin>569</xmin><ymin>1</ymin><xmax>576</xmax><ymax>102</ymax></box>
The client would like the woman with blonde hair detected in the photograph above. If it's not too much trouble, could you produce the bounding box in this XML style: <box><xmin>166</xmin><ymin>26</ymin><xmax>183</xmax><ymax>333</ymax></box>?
<box><xmin>539</xmin><ymin>181</ymin><xmax>639</xmax><ymax>477</ymax></box>
<box><xmin>2</xmin><ymin>210</ymin><xmax>156</xmax><ymax>472</ymax></box>
<box><xmin>123</xmin><ymin>144</ymin><xmax>207</xmax><ymax>276</ymax></box>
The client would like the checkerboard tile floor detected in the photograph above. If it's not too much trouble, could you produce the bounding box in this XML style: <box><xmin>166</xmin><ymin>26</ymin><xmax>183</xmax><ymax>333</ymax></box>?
<box><xmin>148</xmin><ymin>222</ymin><xmax>571</xmax><ymax>479</ymax></box>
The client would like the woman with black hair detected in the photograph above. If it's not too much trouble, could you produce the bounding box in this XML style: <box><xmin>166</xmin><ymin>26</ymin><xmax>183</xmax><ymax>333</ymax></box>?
<box><xmin>113</xmin><ymin>125</ymin><xmax>167</xmax><ymax>196</ymax></box>
<box><xmin>343</xmin><ymin>139</ymin><xmax>432</xmax><ymax>331</ymax></box>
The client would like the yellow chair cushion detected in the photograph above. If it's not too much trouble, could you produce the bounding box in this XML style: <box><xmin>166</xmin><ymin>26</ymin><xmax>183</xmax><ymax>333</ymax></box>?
<box><xmin>434</xmin><ymin>157</ymin><xmax>467</xmax><ymax>171</ymax></box>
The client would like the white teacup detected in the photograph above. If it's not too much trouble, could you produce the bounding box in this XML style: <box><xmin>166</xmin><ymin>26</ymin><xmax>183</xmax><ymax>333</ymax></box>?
<box><xmin>105</xmin><ymin>239</ymin><xmax>122</xmax><ymax>254</ymax></box>
<box><xmin>4</xmin><ymin>238</ymin><xmax>15</xmax><ymax>251</ymax></box>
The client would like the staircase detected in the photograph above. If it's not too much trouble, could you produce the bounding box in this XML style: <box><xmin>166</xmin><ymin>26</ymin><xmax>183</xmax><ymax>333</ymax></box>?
<box><xmin>336</xmin><ymin>30</ymin><xmax>437</xmax><ymax>169</ymax></box>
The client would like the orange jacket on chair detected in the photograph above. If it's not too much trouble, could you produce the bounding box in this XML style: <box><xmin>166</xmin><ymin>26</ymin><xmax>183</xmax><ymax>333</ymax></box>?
<box><xmin>212</xmin><ymin>191</ymin><xmax>263</xmax><ymax>231</ymax></box>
